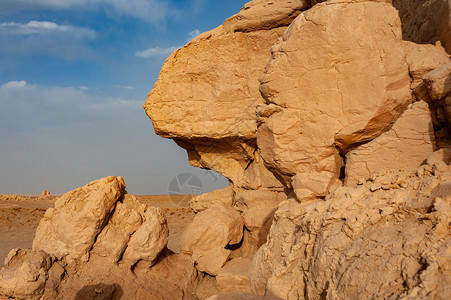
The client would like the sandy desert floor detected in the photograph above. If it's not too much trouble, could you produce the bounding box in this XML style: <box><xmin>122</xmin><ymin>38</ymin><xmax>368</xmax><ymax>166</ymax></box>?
<box><xmin>0</xmin><ymin>195</ymin><xmax>194</xmax><ymax>268</ymax></box>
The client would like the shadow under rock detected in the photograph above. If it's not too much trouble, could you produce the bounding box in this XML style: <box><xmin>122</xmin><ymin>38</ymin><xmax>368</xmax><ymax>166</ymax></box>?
<box><xmin>75</xmin><ymin>283</ymin><xmax>123</xmax><ymax>300</ymax></box>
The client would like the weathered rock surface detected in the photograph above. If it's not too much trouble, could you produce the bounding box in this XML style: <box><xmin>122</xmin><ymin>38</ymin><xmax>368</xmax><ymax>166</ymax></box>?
<box><xmin>257</xmin><ymin>0</ymin><xmax>412</xmax><ymax>199</ymax></box>
<box><xmin>345</xmin><ymin>100</ymin><xmax>435</xmax><ymax>186</ymax></box>
<box><xmin>121</xmin><ymin>207</ymin><xmax>169</xmax><ymax>267</ymax></box>
<box><xmin>393</xmin><ymin>0</ymin><xmax>451</xmax><ymax>53</ymax></box>
<box><xmin>250</xmin><ymin>162</ymin><xmax>451</xmax><ymax>299</ymax></box>
<box><xmin>181</xmin><ymin>204</ymin><xmax>244</xmax><ymax>275</ymax></box>
<box><xmin>4</xmin><ymin>0</ymin><xmax>449</xmax><ymax>299</ymax></box>
<box><xmin>91</xmin><ymin>193</ymin><xmax>147</xmax><ymax>263</ymax></box>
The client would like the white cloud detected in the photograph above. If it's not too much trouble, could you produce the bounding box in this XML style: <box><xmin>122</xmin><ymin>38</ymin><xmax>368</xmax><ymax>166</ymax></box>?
<box><xmin>135</xmin><ymin>46</ymin><xmax>178</xmax><ymax>58</ymax></box>
<box><xmin>78</xmin><ymin>86</ymin><xmax>99</xmax><ymax>91</ymax></box>
<box><xmin>0</xmin><ymin>21</ymin><xmax>96</xmax><ymax>38</ymax></box>
<box><xmin>188</xmin><ymin>29</ymin><xmax>200</xmax><ymax>41</ymax></box>
<box><xmin>0</xmin><ymin>20</ymin><xmax>97</xmax><ymax>60</ymax></box>
<box><xmin>1</xmin><ymin>80</ymin><xmax>29</xmax><ymax>89</ymax></box>
<box><xmin>114</xmin><ymin>85</ymin><xmax>135</xmax><ymax>90</ymax></box>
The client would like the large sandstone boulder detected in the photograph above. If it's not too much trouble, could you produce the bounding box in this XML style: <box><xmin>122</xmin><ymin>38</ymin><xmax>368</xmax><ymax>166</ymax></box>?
<box><xmin>32</xmin><ymin>176</ymin><xmax>126</xmax><ymax>263</ymax></box>
<box><xmin>257</xmin><ymin>0</ymin><xmax>412</xmax><ymax>199</ymax></box>
<box><xmin>250</xmin><ymin>166</ymin><xmax>451</xmax><ymax>299</ymax></box>
<box><xmin>121</xmin><ymin>207</ymin><xmax>169</xmax><ymax>267</ymax></box>
<box><xmin>180</xmin><ymin>204</ymin><xmax>245</xmax><ymax>275</ymax></box>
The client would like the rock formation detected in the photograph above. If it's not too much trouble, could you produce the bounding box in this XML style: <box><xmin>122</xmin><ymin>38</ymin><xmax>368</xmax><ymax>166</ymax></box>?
<box><xmin>0</xmin><ymin>177</ymin><xmax>196</xmax><ymax>299</ymax></box>
<box><xmin>2</xmin><ymin>0</ymin><xmax>451</xmax><ymax>299</ymax></box>
<box><xmin>143</xmin><ymin>0</ymin><xmax>451</xmax><ymax>298</ymax></box>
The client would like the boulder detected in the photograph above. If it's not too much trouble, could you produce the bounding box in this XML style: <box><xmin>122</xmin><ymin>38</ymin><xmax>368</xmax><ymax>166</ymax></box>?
<box><xmin>32</xmin><ymin>176</ymin><xmax>126</xmax><ymax>263</ymax></box>
<box><xmin>121</xmin><ymin>207</ymin><xmax>169</xmax><ymax>267</ymax></box>
<box><xmin>32</xmin><ymin>176</ymin><xmax>169</xmax><ymax>268</ymax></box>
<box><xmin>0</xmin><ymin>249</ymin><xmax>51</xmax><ymax>300</ymax></box>
<box><xmin>257</xmin><ymin>0</ymin><xmax>412</xmax><ymax>199</ymax></box>
<box><xmin>91</xmin><ymin>194</ymin><xmax>146</xmax><ymax>263</ymax></box>
<box><xmin>180</xmin><ymin>204</ymin><xmax>244</xmax><ymax>275</ymax></box>
<box><xmin>423</xmin><ymin>62</ymin><xmax>451</xmax><ymax>100</ymax></box>
<box><xmin>345</xmin><ymin>100</ymin><xmax>435</xmax><ymax>186</ymax></box>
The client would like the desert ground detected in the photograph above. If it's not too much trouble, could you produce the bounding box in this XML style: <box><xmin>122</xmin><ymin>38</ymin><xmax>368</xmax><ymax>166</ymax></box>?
<box><xmin>0</xmin><ymin>194</ymin><xmax>194</xmax><ymax>268</ymax></box>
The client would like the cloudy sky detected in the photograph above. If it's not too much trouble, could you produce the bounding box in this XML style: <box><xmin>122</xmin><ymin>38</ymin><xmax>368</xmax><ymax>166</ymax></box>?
<box><xmin>0</xmin><ymin>0</ymin><xmax>244</xmax><ymax>195</ymax></box>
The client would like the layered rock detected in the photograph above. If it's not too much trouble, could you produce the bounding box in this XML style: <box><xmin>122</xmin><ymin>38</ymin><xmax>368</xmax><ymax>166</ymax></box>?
<box><xmin>257</xmin><ymin>0</ymin><xmax>412</xmax><ymax>199</ymax></box>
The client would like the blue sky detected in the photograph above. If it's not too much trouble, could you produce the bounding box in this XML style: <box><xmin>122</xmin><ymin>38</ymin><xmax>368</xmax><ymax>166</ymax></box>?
<box><xmin>0</xmin><ymin>0</ymin><xmax>244</xmax><ymax>195</ymax></box>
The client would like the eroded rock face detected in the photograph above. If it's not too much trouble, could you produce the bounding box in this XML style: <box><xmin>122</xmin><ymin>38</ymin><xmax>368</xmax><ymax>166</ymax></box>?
<box><xmin>257</xmin><ymin>0</ymin><xmax>412</xmax><ymax>199</ymax></box>
<box><xmin>250</xmin><ymin>161</ymin><xmax>451</xmax><ymax>299</ymax></box>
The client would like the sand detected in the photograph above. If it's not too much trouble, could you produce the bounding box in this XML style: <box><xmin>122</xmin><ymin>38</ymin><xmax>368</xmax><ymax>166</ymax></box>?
<box><xmin>0</xmin><ymin>195</ymin><xmax>194</xmax><ymax>268</ymax></box>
